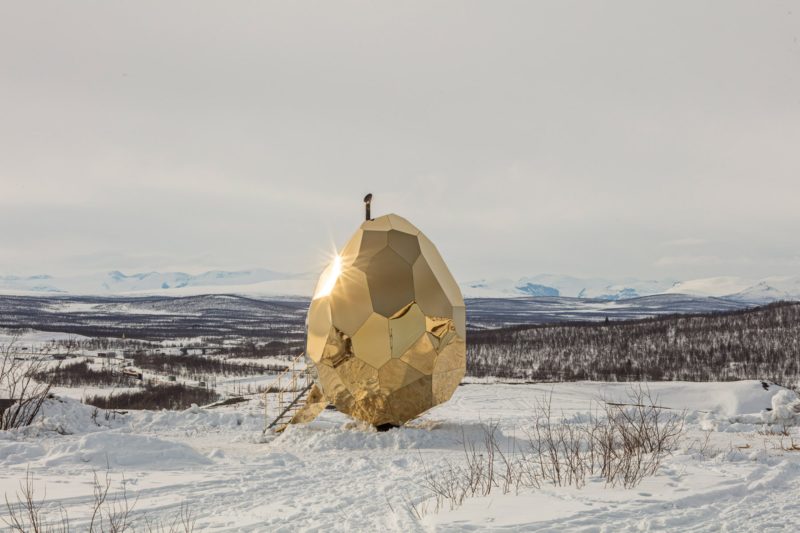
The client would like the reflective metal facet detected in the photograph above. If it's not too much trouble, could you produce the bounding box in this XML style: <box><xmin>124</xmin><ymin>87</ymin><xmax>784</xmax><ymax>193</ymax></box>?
<box><xmin>329</xmin><ymin>267</ymin><xmax>373</xmax><ymax>335</ymax></box>
<box><xmin>389</xmin><ymin>302</ymin><xmax>426</xmax><ymax>358</ymax></box>
<box><xmin>351</xmin><ymin>313</ymin><xmax>392</xmax><ymax>369</ymax></box>
<box><xmin>306</xmin><ymin>213</ymin><xmax>466</xmax><ymax>427</ymax></box>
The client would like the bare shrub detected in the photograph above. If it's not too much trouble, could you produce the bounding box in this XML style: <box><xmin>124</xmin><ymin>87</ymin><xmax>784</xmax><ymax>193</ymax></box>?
<box><xmin>592</xmin><ymin>387</ymin><xmax>685</xmax><ymax>487</ymax></box>
<box><xmin>415</xmin><ymin>386</ymin><xmax>685</xmax><ymax>515</ymax></box>
<box><xmin>85</xmin><ymin>383</ymin><xmax>219</xmax><ymax>411</ymax></box>
<box><xmin>131</xmin><ymin>353</ymin><xmax>281</xmax><ymax>379</ymax></box>
<box><xmin>34</xmin><ymin>361</ymin><xmax>141</xmax><ymax>388</ymax></box>
<box><xmin>2</xmin><ymin>468</ymin><xmax>64</xmax><ymax>532</ymax></box>
<box><xmin>219</xmin><ymin>339</ymin><xmax>304</xmax><ymax>359</ymax></box>
<box><xmin>142</xmin><ymin>503</ymin><xmax>196</xmax><ymax>533</ymax></box>
<box><xmin>1</xmin><ymin>335</ymin><xmax>67</xmax><ymax>430</ymax></box>
<box><xmin>3</xmin><ymin>468</ymin><xmax>195</xmax><ymax>532</ymax></box>
<box><xmin>520</xmin><ymin>393</ymin><xmax>590</xmax><ymax>488</ymax></box>
<box><xmin>86</xmin><ymin>469</ymin><xmax>137</xmax><ymax>533</ymax></box>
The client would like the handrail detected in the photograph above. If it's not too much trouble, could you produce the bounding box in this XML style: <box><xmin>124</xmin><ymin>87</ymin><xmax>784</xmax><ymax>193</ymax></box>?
<box><xmin>267</xmin><ymin>381</ymin><xmax>314</xmax><ymax>430</ymax></box>
<box><xmin>265</xmin><ymin>351</ymin><xmax>307</xmax><ymax>389</ymax></box>
<box><xmin>262</xmin><ymin>351</ymin><xmax>312</xmax><ymax>433</ymax></box>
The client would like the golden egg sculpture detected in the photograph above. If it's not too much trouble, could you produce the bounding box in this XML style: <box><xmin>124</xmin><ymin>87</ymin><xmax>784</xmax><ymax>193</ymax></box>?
<box><xmin>306</xmin><ymin>214</ymin><xmax>466</xmax><ymax>427</ymax></box>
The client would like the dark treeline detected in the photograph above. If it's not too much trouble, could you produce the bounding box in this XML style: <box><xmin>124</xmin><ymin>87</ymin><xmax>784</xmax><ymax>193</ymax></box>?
<box><xmin>46</xmin><ymin>337</ymin><xmax>301</xmax><ymax>360</ymax></box>
<box><xmin>131</xmin><ymin>352</ymin><xmax>286</xmax><ymax>377</ymax></box>
<box><xmin>85</xmin><ymin>383</ymin><xmax>219</xmax><ymax>410</ymax></box>
<box><xmin>68</xmin><ymin>338</ymin><xmax>159</xmax><ymax>351</ymax></box>
<box><xmin>217</xmin><ymin>340</ymin><xmax>305</xmax><ymax>358</ymax></box>
<box><xmin>0</xmin><ymin>294</ymin><xmax>307</xmax><ymax>341</ymax></box>
<box><xmin>468</xmin><ymin>302</ymin><xmax>800</xmax><ymax>386</ymax></box>
<box><xmin>34</xmin><ymin>361</ymin><xmax>140</xmax><ymax>388</ymax></box>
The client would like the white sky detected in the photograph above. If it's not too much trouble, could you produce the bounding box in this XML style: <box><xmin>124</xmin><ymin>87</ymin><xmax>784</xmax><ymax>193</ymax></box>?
<box><xmin>1</xmin><ymin>1</ymin><xmax>799</xmax><ymax>282</ymax></box>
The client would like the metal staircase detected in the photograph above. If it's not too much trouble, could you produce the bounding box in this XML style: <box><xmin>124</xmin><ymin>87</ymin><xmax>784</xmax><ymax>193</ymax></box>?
<box><xmin>263</xmin><ymin>353</ymin><xmax>315</xmax><ymax>433</ymax></box>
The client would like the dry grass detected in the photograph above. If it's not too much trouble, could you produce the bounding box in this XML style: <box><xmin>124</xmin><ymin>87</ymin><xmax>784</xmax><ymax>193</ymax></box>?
<box><xmin>3</xmin><ymin>468</ymin><xmax>195</xmax><ymax>533</ymax></box>
<box><xmin>411</xmin><ymin>385</ymin><xmax>685</xmax><ymax>515</ymax></box>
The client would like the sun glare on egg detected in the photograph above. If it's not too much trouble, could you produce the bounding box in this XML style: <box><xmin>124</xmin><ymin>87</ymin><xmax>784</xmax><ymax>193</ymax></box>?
<box><xmin>314</xmin><ymin>254</ymin><xmax>342</xmax><ymax>299</ymax></box>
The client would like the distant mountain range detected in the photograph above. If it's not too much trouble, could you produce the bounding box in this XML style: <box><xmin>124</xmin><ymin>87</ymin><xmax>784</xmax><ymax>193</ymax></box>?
<box><xmin>465</xmin><ymin>275</ymin><xmax>800</xmax><ymax>303</ymax></box>
<box><xmin>0</xmin><ymin>269</ymin><xmax>314</xmax><ymax>297</ymax></box>
<box><xmin>1</xmin><ymin>270</ymin><xmax>799</xmax><ymax>304</ymax></box>
<box><xmin>462</xmin><ymin>275</ymin><xmax>675</xmax><ymax>300</ymax></box>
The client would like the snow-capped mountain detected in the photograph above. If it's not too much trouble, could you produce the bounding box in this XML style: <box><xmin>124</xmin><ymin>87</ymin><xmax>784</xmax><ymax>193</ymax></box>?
<box><xmin>725</xmin><ymin>277</ymin><xmax>800</xmax><ymax>304</ymax></box>
<box><xmin>462</xmin><ymin>275</ymin><xmax>676</xmax><ymax>300</ymax></box>
<box><xmin>464</xmin><ymin>275</ymin><xmax>800</xmax><ymax>303</ymax></box>
<box><xmin>664</xmin><ymin>276</ymin><xmax>755</xmax><ymax>298</ymax></box>
<box><xmin>664</xmin><ymin>276</ymin><xmax>800</xmax><ymax>303</ymax></box>
<box><xmin>0</xmin><ymin>269</ymin><xmax>311</xmax><ymax>297</ymax></box>
<box><xmin>2</xmin><ymin>270</ymin><xmax>799</xmax><ymax>304</ymax></box>
<box><xmin>99</xmin><ymin>269</ymin><xmax>295</xmax><ymax>292</ymax></box>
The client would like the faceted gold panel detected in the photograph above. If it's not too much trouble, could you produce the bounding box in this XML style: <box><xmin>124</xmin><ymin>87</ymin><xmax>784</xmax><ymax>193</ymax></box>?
<box><xmin>387</xmin><ymin>230</ymin><xmax>421</xmax><ymax>265</ymax></box>
<box><xmin>320</xmin><ymin>326</ymin><xmax>353</xmax><ymax>368</ymax></box>
<box><xmin>400</xmin><ymin>333</ymin><xmax>437</xmax><ymax>374</ymax></box>
<box><xmin>426</xmin><ymin>315</ymin><xmax>456</xmax><ymax>350</ymax></box>
<box><xmin>386</xmin><ymin>214</ymin><xmax>421</xmax><ymax>236</ymax></box>
<box><xmin>452</xmin><ymin>306</ymin><xmax>467</xmax><ymax>339</ymax></box>
<box><xmin>366</xmin><ymin>247</ymin><xmax>415</xmax><ymax>317</ymax></box>
<box><xmin>355</xmin><ymin>230</ymin><xmax>388</xmax><ymax>271</ymax></box>
<box><xmin>378</xmin><ymin>359</ymin><xmax>424</xmax><ymax>391</ymax></box>
<box><xmin>418</xmin><ymin>233</ymin><xmax>464</xmax><ymax>308</ymax></box>
<box><xmin>337</xmin><ymin>357</ymin><xmax>382</xmax><ymax>397</ymax></box>
<box><xmin>339</xmin><ymin>229</ymin><xmax>363</xmax><ymax>268</ymax></box>
<box><xmin>362</xmin><ymin>216</ymin><xmax>392</xmax><ymax>232</ymax></box>
<box><xmin>389</xmin><ymin>303</ymin><xmax>425</xmax><ymax>357</ymax></box>
<box><xmin>434</xmin><ymin>337</ymin><xmax>466</xmax><ymax>373</ymax></box>
<box><xmin>315</xmin><ymin>363</ymin><xmax>354</xmax><ymax>412</ymax></box>
<box><xmin>330</xmin><ymin>268</ymin><xmax>372</xmax><ymax>335</ymax></box>
<box><xmin>306</xmin><ymin>298</ymin><xmax>332</xmax><ymax>363</ymax></box>
<box><xmin>389</xmin><ymin>375</ymin><xmax>433</xmax><ymax>423</ymax></box>
<box><xmin>351</xmin><ymin>313</ymin><xmax>392</xmax><ymax>369</ymax></box>
<box><xmin>412</xmin><ymin>256</ymin><xmax>453</xmax><ymax>318</ymax></box>
<box><xmin>432</xmin><ymin>369</ymin><xmax>463</xmax><ymax>404</ymax></box>
<box><xmin>306</xmin><ymin>213</ymin><xmax>466</xmax><ymax>427</ymax></box>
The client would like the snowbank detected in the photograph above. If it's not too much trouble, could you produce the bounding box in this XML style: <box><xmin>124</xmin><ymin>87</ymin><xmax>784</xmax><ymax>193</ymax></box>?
<box><xmin>17</xmin><ymin>396</ymin><xmax>127</xmax><ymax>436</ymax></box>
<box><xmin>275</xmin><ymin>420</ymin><xmax>472</xmax><ymax>452</ymax></box>
<box><xmin>130</xmin><ymin>403</ymin><xmax>262</xmax><ymax>434</ymax></box>
<box><xmin>766</xmin><ymin>389</ymin><xmax>800</xmax><ymax>425</ymax></box>
<box><xmin>42</xmin><ymin>432</ymin><xmax>212</xmax><ymax>469</ymax></box>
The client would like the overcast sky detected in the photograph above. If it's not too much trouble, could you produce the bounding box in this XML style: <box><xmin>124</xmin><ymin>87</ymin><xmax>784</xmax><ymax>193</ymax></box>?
<box><xmin>1</xmin><ymin>1</ymin><xmax>799</xmax><ymax>282</ymax></box>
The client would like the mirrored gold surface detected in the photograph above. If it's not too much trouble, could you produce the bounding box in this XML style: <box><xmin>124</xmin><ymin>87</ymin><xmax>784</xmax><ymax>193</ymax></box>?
<box><xmin>330</xmin><ymin>267</ymin><xmax>372</xmax><ymax>334</ymax></box>
<box><xmin>351</xmin><ymin>313</ymin><xmax>392</xmax><ymax>369</ymax></box>
<box><xmin>389</xmin><ymin>302</ymin><xmax>425</xmax><ymax>357</ymax></box>
<box><xmin>305</xmin><ymin>213</ymin><xmax>466</xmax><ymax>427</ymax></box>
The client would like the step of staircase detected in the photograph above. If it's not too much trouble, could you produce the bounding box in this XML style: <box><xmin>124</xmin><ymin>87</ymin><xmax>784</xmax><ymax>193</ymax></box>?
<box><xmin>263</xmin><ymin>352</ymin><xmax>315</xmax><ymax>433</ymax></box>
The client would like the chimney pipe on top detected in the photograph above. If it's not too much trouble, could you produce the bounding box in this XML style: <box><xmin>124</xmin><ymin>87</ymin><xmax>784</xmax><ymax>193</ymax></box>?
<box><xmin>363</xmin><ymin>193</ymin><xmax>373</xmax><ymax>221</ymax></box>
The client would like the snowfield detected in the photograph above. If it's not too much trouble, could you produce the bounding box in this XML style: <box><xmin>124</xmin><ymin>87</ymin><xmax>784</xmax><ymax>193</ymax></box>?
<box><xmin>2</xmin><ymin>381</ymin><xmax>800</xmax><ymax>531</ymax></box>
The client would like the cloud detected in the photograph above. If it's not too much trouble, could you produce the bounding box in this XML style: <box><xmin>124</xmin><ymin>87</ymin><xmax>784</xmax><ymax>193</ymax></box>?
<box><xmin>662</xmin><ymin>238</ymin><xmax>708</xmax><ymax>247</ymax></box>
<box><xmin>654</xmin><ymin>255</ymin><xmax>722</xmax><ymax>267</ymax></box>
<box><xmin>1</xmin><ymin>1</ymin><xmax>798</xmax><ymax>280</ymax></box>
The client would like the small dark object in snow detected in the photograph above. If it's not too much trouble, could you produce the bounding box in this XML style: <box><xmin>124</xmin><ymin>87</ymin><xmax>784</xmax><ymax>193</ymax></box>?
<box><xmin>375</xmin><ymin>423</ymin><xmax>398</xmax><ymax>432</ymax></box>
<box><xmin>762</xmin><ymin>381</ymin><xmax>770</xmax><ymax>390</ymax></box>
<box><xmin>0</xmin><ymin>398</ymin><xmax>15</xmax><ymax>418</ymax></box>
<box><xmin>206</xmin><ymin>396</ymin><xmax>248</xmax><ymax>408</ymax></box>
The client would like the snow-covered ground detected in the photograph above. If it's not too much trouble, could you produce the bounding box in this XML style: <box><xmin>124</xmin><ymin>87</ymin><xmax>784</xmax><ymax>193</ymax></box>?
<box><xmin>0</xmin><ymin>329</ymin><xmax>92</xmax><ymax>345</ymax></box>
<box><xmin>2</xmin><ymin>381</ymin><xmax>800</xmax><ymax>531</ymax></box>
